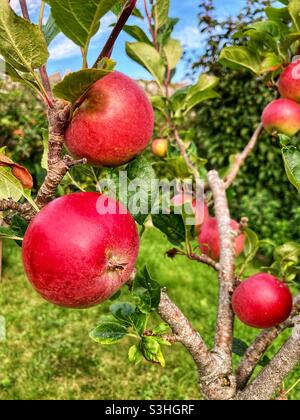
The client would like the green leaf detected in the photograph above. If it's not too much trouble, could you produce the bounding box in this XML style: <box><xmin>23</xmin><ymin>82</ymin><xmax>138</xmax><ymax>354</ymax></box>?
<box><xmin>153</xmin><ymin>323</ymin><xmax>170</xmax><ymax>335</ymax></box>
<box><xmin>89</xmin><ymin>321</ymin><xmax>127</xmax><ymax>344</ymax></box>
<box><xmin>151</xmin><ymin>95</ymin><xmax>169</xmax><ymax>115</ymax></box>
<box><xmin>10</xmin><ymin>214</ymin><xmax>28</xmax><ymax>246</ymax></box>
<box><xmin>110</xmin><ymin>302</ymin><xmax>136</xmax><ymax>326</ymax></box>
<box><xmin>48</xmin><ymin>0</ymin><xmax>116</xmax><ymax>53</ymax></box>
<box><xmin>0</xmin><ymin>0</ymin><xmax>49</xmax><ymax>72</ymax></box>
<box><xmin>43</xmin><ymin>13</ymin><xmax>60</xmax><ymax>45</ymax></box>
<box><xmin>127</xmin><ymin>155</ymin><xmax>156</xmax><ymax>225</ymax></box>
<box><xmin>128</xmin><ymin>344</ymin><xmax>142</xmax><ymax>364</ymax></box>
<box><xmin>132</xmin><ymin>267</ymin><xmax>161</xmax><ymax>314</ymax></box>
<box><xmin>141</xmin><ymin>336</ymin><xmax>165</xmax><ymax>367</ymax></box>
<box><xmin>126</xmin><ymin>42</ymin><xmax>166</xmax><ymax>86</ymax></box>
<box><xmin>190</xmin><ymin>73</ymin><xmax>219</xmax><ymax>95</ymax></box>
<box><xmin>163</xmin><ymin>38</ymin><xmax>182</xmax><ymax>69</ymax></box>
<box><xmin>53</xmin><ymin>68</ymin><xmax>112</xmax><ymax>102</ymax></box>
<box><xmin>233</xmin><ymin>338</ymin><xmax>270</xmax><ymax>367</ymax></box>
<box><xmin>123</xmin><ymin>25</ymin><xmax>152</xmax><ymax>44</ymax></box>
<box><xmin>183</xmin><ymin>90</ymin><xmax>220</xmax><ymax>115</ymax></box>
<box><xmin>289</xmin><ymin>0</ymin><xmax>300</xmax><ymax>31</ymax></box>
<box><xmin>265</xmin><ymin>6</ymin><xmax>290</xmax><ymax>22</ymax></box>
<box><xmin>152</xmin><ymin>212</ymin><xmax>186</xmax><ymax>246</ymax></box>
<box><xmin>0</xmin><ymin>58</ymin><xmax>40</xmax><ymax>93</ymax></box>
<box><xmin>219</xmin><ymin>46</ymin><xmax>261</xmax><ymax>75</ymax></box>
<box><xmin>282</xmin><ymin>146</ymin><xmax>300</xmax><ymax>193</ymax></box>
<box><xmin>154</xmin><ymin>0</ymin><xmax>170</xmax><ymax>28</ymax></box>
<box><xmin>41</xmin><ymin>129</ymin><xmax>49</xmax><ymax>171</ymax></box>
<box><xmin>0</xmin><ymin>226</ymin><xmax>23</xmax><ymax>241</ymax></box>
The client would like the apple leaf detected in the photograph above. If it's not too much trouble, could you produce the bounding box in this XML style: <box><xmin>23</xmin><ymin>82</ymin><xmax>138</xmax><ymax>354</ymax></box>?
<box><xmin>0</xmin><ymin>153</ymin><xmax>33</xmax><ymax>189</ymax></box>
<box><xmin>123</xmin><ymin>25</ymin><xmax>152</xmax><ymax>44</ymax></box>
<box><xmin>163</xmin><ymin>38</ymin><xmax>182</xmax><ymax>70</ymax></box>
<box><xmin>126</xmin><ymin>42</ymin><xmax>166</xmax><ymax>86</ymax></box>
<box><xmin>0</xmin><ymin>58</ymin><xmax>40</xmax><ymax>94</ymax></box>
<box><xmin>42</xmin><ymin>13</ymin><xmax>60</xmax><ymax>45</ymax></box>
<box><xmin>128</xmin><ymin>344</ymin><xmax>143</xmax><ymax>364</ymax></box>
<box><xmin>53</xmin><ymin>68</ymin><xmax>112</xmax><ymax>102</ymax></box>
<box><xmin>0</xmin><ymin>0</ymin><xmax>49</xmax><ymax>72</ymax></box>
<box><xmin>89</xmin><ymin>321</ymin><xmax>128</xmax><ymax>344</ymax></box>
<box><xmin>141</xmin><ymin>336</ymin><xmax>165</xmax><ymax>367</ymax></box>
<box><xmin>183</xmin><ymin>90</ymin><xmax>220</xmax><ymax>115</ymax></box>
<box><xmin>47</xmin><ymin>0</ymin><xmax>116</xmax><ymax>52</ymax></box>
<box><xmin>132</xmin><ymin>267</ymin><xmax>161</xmax><ymax>314</ymax></box>
<box><xmin>265</xmin><ymin>6</ymin><xmax>290</xmax><ymax>22</ymax></box>
<box><xmin>110</xmin><ymin>302</ymin><xmax>136</xmax><ymax>326</ymax></box>
<box><xmin>289</xmin><ymin>0</ymin><xmax>300</xmax><ymax>31</ymax></box>
<box><xmin>282</xmin><ymin>146</ymin><xmax>300</xmax><ymax>193</ymax></box>
<box><xmin>0</xmin><ymin>226</ymin><xmax>23</xmax><ymax>241</ymax></box>
<box><xmin>152</xmin><ymin>212</ymin><xmax>186</xmax><ymax>246</ymax></box>
<box><xmin>154</xmin><ymin>0</ymin><xmax>170</xmax><ymax>28</ymax></box>
<box><xmin>219</xmin><ymin>46</ymin><xmax>261</xmax><ymax>75</ymax></box>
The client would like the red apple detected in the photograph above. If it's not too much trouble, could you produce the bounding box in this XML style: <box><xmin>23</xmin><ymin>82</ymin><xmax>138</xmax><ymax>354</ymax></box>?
<box><xmin>279</xmin><ymin>59</ymin><xmax>300</xmax><ymax>102</ymax></box>
<box><xmin>22</xmin><ymin>192</ymin><xmax>139</xmax><ymax>308</ymax></box>
<box><xmin>262</xmin><ymin>98</ymin><xmax>300</xmax><ymax>137</ymax></box>
<box><xmin>198</xmin><ymin>217</ymin><xmax>245</xmax><ymax>261</ymax></box>
<box><xmin>152</xmin><ymin>139</ymin><xmax>168</xmax><ymax>158</ymax></box>
<box><xmin>232</xmin><ymin>273</ymin><xmax>293</xmax><ymax>329</ymax></box>
<box><xmin>172</xmin><ymin>193</ymin><xmax>209</xmax><ymax>231</ymax></box>
<box><xmin>65</xmin><ymin>71</ymin><xmax>154</xmax><ymax>167</ymax></box>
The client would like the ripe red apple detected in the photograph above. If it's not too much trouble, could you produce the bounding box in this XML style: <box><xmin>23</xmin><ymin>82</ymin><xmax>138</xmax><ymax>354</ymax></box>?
<box><xmin>262</xmin><ymin>98</ymin><xmax>300</xmax><ymax>137</ymax></box>
<box><xmin>279</xmin><ymin>59</ymin><xmax>300</xmax><ymax>102</ymax></box>
<box><xmin>172</xmin><ymin>193</ymin><xmax>209</xmax><ymax>232</ymax></box>
<box><xmin>198</xmin><ymin>218</ymin><xmax>245</xmax><ymax>261</ymax></box>
<box><xmin>65</xmin><ymin>71</ymin><xmax>154</xmax><ymax>167</ymax></box>
<box><xmin>232</xmin><ymin>273</ymin><xmax>293</xmax><ymax>329</ymax></box>
<box><xmin>22</xmin><ymin>192</ymin><xmax>139</xmax><ymax>308</ymax></box>
<box><xmin>152</xmin><ymin>139</ymin><xmax>168</xmax><ymax>158</ymax></box>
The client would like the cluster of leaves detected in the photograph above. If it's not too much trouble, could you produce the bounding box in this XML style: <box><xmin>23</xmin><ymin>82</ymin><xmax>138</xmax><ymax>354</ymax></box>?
<box><xmin>90</xmin><ymin>267</ymin><xmax>171</xmax><ymax>367</ymax></box>
<box><xmin>187</xmin><ymin>0</ymin><xmax>300</xmax><ymax>256</ymax></box>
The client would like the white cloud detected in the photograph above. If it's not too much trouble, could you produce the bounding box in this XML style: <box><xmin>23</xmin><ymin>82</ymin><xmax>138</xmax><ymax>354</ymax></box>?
<box><xmin>49</xmin><ymin>34</ymin><xmax>80</xmax><ymax>61</ymax></box>
<box><xmin>175</xmin><ymin>26</ymin><xmax>205</xmax><ymax>50</ymax></box>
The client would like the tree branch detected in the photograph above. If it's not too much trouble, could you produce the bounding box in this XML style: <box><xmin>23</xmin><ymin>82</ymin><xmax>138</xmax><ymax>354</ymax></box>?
<box><xmin>224</xmin><ymin>123</ymin><xmax>263</xmax><ymax>189</ymax></box>
<box><xmin>236</xmin><ymin>295</ymin><xmax>300</xmax><ymax>390</ymax></box>
<box><xmin>207</xmin><ymin>170</ymin><xmax>236</xmax><ymax>385</ymax></box>
<box><xmin>19</xmin><ymin>0</ymin><xmax>29</xmax><ymax>20</ymax></box>
<box><xmin>93</xmin><ymin>0</ymin><xmax>137</xmax><ymax>68</ymax></box>
<box><xmin>0</xmin><ymin>198</ymin><xmax>33</xmax><ymax>221</ymax></box>
<box><xmin>34</xmin><ymin>101</ymin><xmax>86</xmax><ymax>210</ymax></box>
<box><xmin>189</xmin><ymin>252</ymin><xmax>220</xmax><ymax>271</ymax></box>
<box><xmin>237</xmin><ymin>318</ymin><xmax>300</xmax><ymax>400</ymax></box>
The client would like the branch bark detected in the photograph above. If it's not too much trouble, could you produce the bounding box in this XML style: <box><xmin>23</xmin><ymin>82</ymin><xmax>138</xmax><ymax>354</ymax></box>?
<box><xmin>224</xmin><ymin>123</ymin><xmax>263</xmax><ymax>189</ymax></box>
<box><xmin>207</xmin><ymin>170</ymin><xmax>236</xmax><ymax>396</ymax></box>
<box><xmin>19</xmin><ymin>0</ymin><xmax>29</xmax><ymax>20</ymax></box>
<box><xmin>34</xmin><ymin>101</ymin><xmax>86</xmax><ymax>210</ymax></box>
<box><xmin>237</xmin><ymin>318</ymin><xmax>300</xmax><ymax>400</ymax></box>
<box><xmin>236</xmin><ymin>295</ymin><xmax>300</xmax><ymax>390</ymax></box>
<box><xmin>0</xmin><ymin>198</ymin><xmax>32</xmax><ymax>221</ymax></box>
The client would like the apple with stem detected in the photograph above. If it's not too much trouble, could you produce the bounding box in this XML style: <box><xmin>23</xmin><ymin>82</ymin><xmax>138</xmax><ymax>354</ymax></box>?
<box><xmin>262</xmin><ymin>98</ymin><xmax>300</xmax><ymax>137</ymax></box>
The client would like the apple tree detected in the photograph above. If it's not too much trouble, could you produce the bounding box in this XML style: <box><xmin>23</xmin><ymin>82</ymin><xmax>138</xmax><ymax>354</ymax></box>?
<box><xmin>1</xmin><ymin>0</ymin><xmax>300</xmax><ymax>400</ymax></box>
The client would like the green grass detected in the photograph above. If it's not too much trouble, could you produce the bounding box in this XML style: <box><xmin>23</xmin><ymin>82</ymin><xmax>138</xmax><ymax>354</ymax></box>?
<box><xmin>0</xmin><ymin>227</ymin><xmax>299</xmax><ymax>400</ymax></box>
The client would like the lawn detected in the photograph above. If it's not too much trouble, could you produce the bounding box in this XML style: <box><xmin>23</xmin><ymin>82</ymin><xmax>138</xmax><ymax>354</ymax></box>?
<box><xmin>0</xmin><ymin>227</ymin><xmax>299</xmax><ymax>400</ymax></box>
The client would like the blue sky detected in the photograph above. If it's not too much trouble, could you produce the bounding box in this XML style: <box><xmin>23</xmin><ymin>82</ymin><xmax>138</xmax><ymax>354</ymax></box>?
<box><xmin>11</xmin><ymin>0</ymin><xmax>247</xmax><ymax>81</ymax></box>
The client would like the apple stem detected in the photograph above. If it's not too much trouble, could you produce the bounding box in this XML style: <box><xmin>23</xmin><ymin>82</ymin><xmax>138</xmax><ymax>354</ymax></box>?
<box><xmin>92</xmin><ymin>0</ymin><xmax>137</xmax><ymax>68</ymax></box>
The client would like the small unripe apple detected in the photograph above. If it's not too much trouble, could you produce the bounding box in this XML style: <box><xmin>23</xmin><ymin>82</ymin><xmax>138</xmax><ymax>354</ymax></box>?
<box><xmin>198</xmin><ymin>218</ymin><xmax>245</xmax><ymax>261</ymax></box>
<box><xmin>279</xmin><ymin>59</ymin><xmax>300</xmax><ymax>102</ymax></box>
<box><xmin>262</xmin><ymin>98</ymin><xmax>300</xmax><ymax>137</ymax></box>
<box><xmin>65</xmin><ymin>71</ymin><xmax>154</xmax><ymax>167</ymax></box>
<box><xmin>232</xmin><ymin>273</ymin><xmax>293</xmax><ymax>329</ymax></box>
<box><xmin>22</xmin><ymin>192</ymin><xmax>139</xmax><ymax>308</ymax></box>
<box><xmin>172</xmin><ymin>193</ymin><xmax>209</xmax><ymax>232</ymax></box>
<box><xmin>152</xmin><ymin>139</ymin><xmax>168</xmax><ymax>158</ymax></box>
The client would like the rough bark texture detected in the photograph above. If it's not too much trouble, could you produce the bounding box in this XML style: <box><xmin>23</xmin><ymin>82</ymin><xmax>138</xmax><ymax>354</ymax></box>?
<box><xmin>237</xmin><ymin>319</ymin><xmax>300</xmax><ymax>400</ymax></box>
<box><xmin>207</xmin><ymin>171</ymin><xmax>236</xmax><ymax>392</ymax></box>
<box><xmin>0</xmin><ymin>199</ymin><xmax>33</xmax><ymax>221</ymax></box>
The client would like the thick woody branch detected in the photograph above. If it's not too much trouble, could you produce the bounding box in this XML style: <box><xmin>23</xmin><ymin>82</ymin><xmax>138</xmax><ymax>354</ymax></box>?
<box><xmin>208</xmin><ymin>171</ymin><xmax>236</xmax><ymax>362</ymax></box>
<box><xmin>35</xmin><ymin>101</ymin><xmax>86</xmax><ymax>210</ymax></box>
<box><xmin>224</xmin><ymin>123</ymin><xmax>263</xmax><ymax>189</ymax></box>
<box><xmin>158</xmin><ymin>290</ymin><xmax>212</xmax><ymax>369</ymax></box>
<box><xmin>237</xmin><ymin>319</ymin><xmax>300</xmax><ymax>400</ymax></box>
<box><xmin>236</xmin><ymin>295</ymin><xmax>300</xmax><ymax>390</ymax></box>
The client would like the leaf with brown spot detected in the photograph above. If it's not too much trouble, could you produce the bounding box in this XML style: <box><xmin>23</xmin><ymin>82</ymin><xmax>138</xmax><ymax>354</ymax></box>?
<box><xmin>0</xmin><ymin>153</ymin><xmax>33</xmax><ymax>189</ymax></box>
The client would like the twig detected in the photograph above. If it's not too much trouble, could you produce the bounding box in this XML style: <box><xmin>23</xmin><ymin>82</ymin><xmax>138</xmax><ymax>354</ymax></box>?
<box><xmin>143</xmin><ymin>330</ymin><xmax>178</xmax><ymax>344</ymax></box>
<box><xmin>237</xmin><ymin>318</ymin><xmax>300</xmax><ymax>400</ymax></box>
<box><xmin>224</xmin><ymin>123</ymin><xmax>263</xmax><ymax>189</ymax></box>
<box><xmin>236</xmin><ymin>295</ymin><xmax>300</xmax><ymax>390</ymax></box>
<box><xmin>92</xmin><ymin>0</ymin><xmax>137</xmax><ymax>68</ymax></box>
<box><xmin>189</xmin><ymin>253</ymin><xmax>220</xmax><ymax>271</ymax></box>
<box><xmin>39</xmin><ymin>65</ymin><xmax>54</xmax><ymax>108</ymax></box>
<box><xmin>19</xmin><ymin>0</ymin><xmax>29</xmax><ymax>20</ymax></box>
<box><xmin>0</xmin><ymin>198</ymin><xmax>33</xmax><ymax>221</ymax></box>
<box><xmin>207</xmin><ymin>171</ymin><xmax>235</xmax><ymax>372</ymax></box>
<box><xmin>38</xmin><ymin>0</ymin><xmax>45</xmax><ymax>30</ymax></box>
